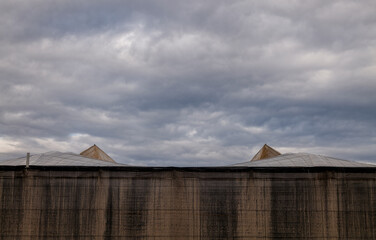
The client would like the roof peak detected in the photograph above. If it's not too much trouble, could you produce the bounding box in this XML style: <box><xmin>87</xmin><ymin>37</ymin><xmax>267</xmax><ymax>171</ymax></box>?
<box><xmin>80</xmin><ymin>145</ymin><xmax>116</xmax><ymax>163</ymax></box>
<box><xmin>251</xmin><ymin>144</ymin><xmax>281</xmax><ymax>161</ymax></box>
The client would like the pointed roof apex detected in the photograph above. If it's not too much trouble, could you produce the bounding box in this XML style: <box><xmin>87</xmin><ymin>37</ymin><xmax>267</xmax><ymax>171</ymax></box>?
<box><xmin>251</xmin><ymin>144</ymin><xmax>281</xmax><ymax>161</ymax></box>
<box><xmin>80</xmin><ymin>145</ymin><xmax>116</xmax><ymax>163</ymax></box>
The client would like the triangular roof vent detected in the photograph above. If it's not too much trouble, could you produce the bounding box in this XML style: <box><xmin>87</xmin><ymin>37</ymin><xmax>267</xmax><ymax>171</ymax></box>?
<box><xmin>251</xmin><ymin>144</ymin><xmax>281</xmax><ymax>161</ymax></box>
<box><xmin>80</xmin><ymin>145</ymin><xmax>116</xmax><ymax>163</ymax></box>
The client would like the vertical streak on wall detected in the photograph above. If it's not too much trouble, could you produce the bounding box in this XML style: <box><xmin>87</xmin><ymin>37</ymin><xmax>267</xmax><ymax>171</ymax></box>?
<box><xmin>0</xmin><ymin>171</ymin><xmax>25</xmax><ymax>238</ymax></box>
<box><xmin>236</xmin><ymin>172</ymin><xmax>272</xmax><ymax>238</ymax></box>
<box><xmin>199</xmin><ymin>174</ymin><xmax>239</xmax><ymax>239</ymax></box>
<box><xmin>169</xmin><ymin>170</ymin><xmax>198</xmax><ymax>239</ymax></box>
<box><xmin>270</xmin><ymin>172</ymin><xmax>331</xmax><ymax>239</ymax></box>
<box><xmin>336</xmin><ymin>175</ymin><xmax>376</xmax><ymax>239</ymax></box>
<box><xmin>148</xmin><ymin>174</ymin><xmax>162</xmax><ymax>238</ymax></box>
<box><xmin>104</xmin><ymin>173</ymin><xmax>113</xmax><ymax>239</ymax></box>
<box><xmin>96</xmin><ymin>170</ymin><xmax>110</xmax><ymax>238</ymax></box>
<box><xmin>370</xmin><ymin>179</ymin><xmax>376</xmax><ymax>240</ymax></box>
<box><xmin>323</xmin><ymin>172</ymin><xmax>339</xmax><ymax>238</ymax></box>
<box><xmin>125</xmin><ymin>174</ymin><xmax>150</xmax><ymax>238</ymax></box>
<box><xmin>262</xmin><ymin>175</ymin><xmax>272</xmax><ymax>238</ymax></box>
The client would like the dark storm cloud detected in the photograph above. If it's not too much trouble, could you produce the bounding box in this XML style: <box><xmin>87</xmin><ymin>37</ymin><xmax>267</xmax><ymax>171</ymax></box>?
<box><xmin>1</xmin><ymin>0</ymin><xmax>376</xmax><ymax>165</ymax></box>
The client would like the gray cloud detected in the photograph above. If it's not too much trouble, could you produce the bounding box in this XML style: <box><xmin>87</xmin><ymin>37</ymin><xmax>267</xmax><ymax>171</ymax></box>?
<box><xmin>1</xmin><ymin>0</ymin><xmax>376</xmax><ymax>165</ymax></box>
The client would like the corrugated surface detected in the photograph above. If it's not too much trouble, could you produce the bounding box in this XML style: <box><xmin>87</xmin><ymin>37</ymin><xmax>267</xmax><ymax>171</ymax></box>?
<box><xmin>0</xmin><ymin>152</ymin><xmax>125</xmax><ymax>167</ymax></box>
<box><xmin>232</xmin><ymin>153</ymin><xmax>376</xmax><ymax>167</ymax></box>
<box><xmin>0</xmin><ymin>167</ymin><xmax>375</xmax><ymax>239</ymax></box>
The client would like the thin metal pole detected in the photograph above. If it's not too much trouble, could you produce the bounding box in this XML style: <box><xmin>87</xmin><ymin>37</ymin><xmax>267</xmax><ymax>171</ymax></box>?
<box><xmin>26</xmin><ymin>152</ymin><xmax>30</xmax><ymax>168</ymax></box>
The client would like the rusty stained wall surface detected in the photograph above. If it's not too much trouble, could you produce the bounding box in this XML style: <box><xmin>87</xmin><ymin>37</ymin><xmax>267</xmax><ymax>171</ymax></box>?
<box><xmin>0</xmin><ymin>167</ymin><xmax>375</xmax><ymax>239</ymax></box>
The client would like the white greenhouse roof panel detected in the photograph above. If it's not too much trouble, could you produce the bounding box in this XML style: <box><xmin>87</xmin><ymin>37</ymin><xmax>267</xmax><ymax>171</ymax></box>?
<box><xmin>231</xmin><ymin>153</ymin><xmax>376</xmax><ymax>168</ymax></box>
<box><xmin>0</xmin><ymin>151</ymin><xmax>126</xmax><ymax>167</ymax></box>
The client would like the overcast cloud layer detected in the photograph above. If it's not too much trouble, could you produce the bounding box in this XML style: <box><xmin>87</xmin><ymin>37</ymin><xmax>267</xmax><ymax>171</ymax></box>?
<box><xmin>1</xmin><ymin>0</ymin><xmax>376</xmax><ymax>166</ymax></box>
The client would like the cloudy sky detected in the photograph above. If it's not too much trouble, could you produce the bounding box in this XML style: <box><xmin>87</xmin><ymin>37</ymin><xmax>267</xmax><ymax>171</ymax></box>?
<box><xmin>1</xmin><ymin>0</ymin><xmax>376</xmax><ymax>166</ymax></box>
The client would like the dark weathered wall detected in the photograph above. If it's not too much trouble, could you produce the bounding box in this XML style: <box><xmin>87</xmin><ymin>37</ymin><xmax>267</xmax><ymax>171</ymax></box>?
<box><xmin>0</xmin><ymin>167</ymin><xmax>375</xmax><ymax>239</ymax></box>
